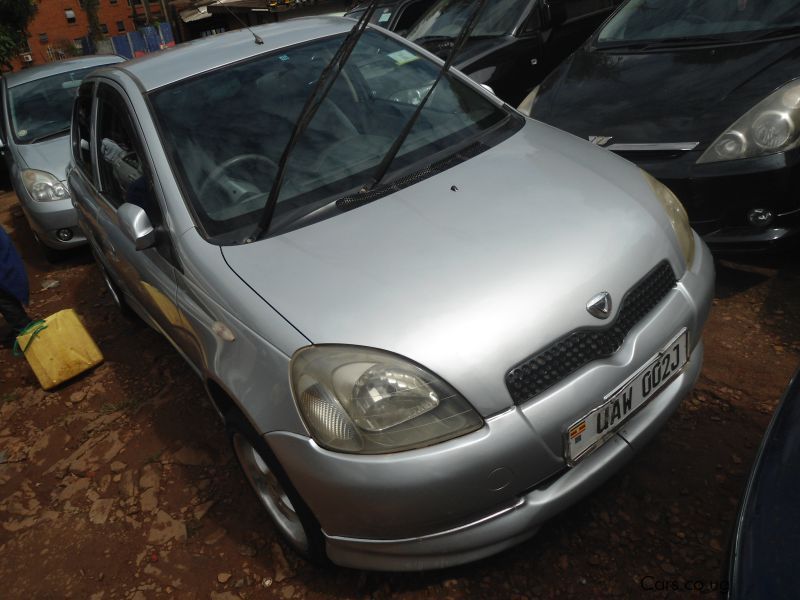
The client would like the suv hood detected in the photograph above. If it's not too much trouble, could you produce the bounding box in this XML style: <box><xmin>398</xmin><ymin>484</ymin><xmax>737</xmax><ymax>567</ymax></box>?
<box><xmin>222</xmin><ymin>121</ymin><xmax>682</xmax><ymax>416</ymax></box>
<box><xmin>14</xmin><ymin>135</ymin><xmax>70</xmax><ymax>181</ymax></box>
<box><xmin>533</xmin><ymin>37</ymin><xmax>800</xmax><ymax>145</ymax></box>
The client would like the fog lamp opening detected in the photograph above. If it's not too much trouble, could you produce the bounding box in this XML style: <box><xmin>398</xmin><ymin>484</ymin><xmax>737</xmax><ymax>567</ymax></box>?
<box><xmin>747</xmin><ymin>209</ymin><xmax>774</xmax><ymax>227</ymax></box>
<box><xmin>56</xmin><ymin>228</ymin><xmax>73</xmax><ymax>241</ymax></box>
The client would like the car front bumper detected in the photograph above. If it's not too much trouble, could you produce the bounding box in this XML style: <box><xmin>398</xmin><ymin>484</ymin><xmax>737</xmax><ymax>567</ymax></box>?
<box><xmin>266</xmin><ymin>238</ymin><xmax>714</xmax><ymax>571</ymax></box>
<box><xmin>13</xmin><ymin>181</ymin><xmax>86</xmax><ymax>249</ymax></box>
<box><xmin>622</xmin><ymin>147</ymin><xmax>800</xmax><ymax>250</ymax></box>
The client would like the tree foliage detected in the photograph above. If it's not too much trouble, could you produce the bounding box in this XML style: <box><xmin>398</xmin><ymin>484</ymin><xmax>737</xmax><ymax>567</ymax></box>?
<box><xmin>0</xmin><ymin>0</ymin><xmax>38</xmax><ymax>70</ymax></box>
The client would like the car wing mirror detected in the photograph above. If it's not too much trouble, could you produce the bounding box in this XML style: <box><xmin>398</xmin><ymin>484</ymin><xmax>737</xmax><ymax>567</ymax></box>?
<box><xmin>118</xmin><ymin>202</ymin><xmax>155</xmax><ymax>251</ymax></box>
<box><xmin>481</xmin><ymin>83</ymin><xmax>496</xmax><ymax>96</ymax></box>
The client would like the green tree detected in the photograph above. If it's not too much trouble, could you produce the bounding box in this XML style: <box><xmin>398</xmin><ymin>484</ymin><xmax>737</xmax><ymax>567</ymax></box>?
<box><xmin>0</xmin><ymin>0</ymin><xmax>38</xmax><ymax>70</ymax></box>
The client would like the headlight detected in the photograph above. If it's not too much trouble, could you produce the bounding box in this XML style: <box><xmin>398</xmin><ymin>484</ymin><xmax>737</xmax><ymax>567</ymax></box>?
<box><xmin>290</xmin><ymin>346</ymin><xmax>483</xmax><ymax>454</ymax></box>
<box><xmin>697</xmin><ymin>79</ymin><xmax>800</xmax><ymax>164</ymax></box>
<box><xmin>517</xmin><ymin>85</ymin><xmax>540</xmax><ymax>117</ymax></box>
<box><xmin>21</xmin><ymin>169</ymin><xmax>70</xmax><ymax>202</ymax></box>
<box><xmin>642</xmin><ymin>170</ymin><xmax>695</xmax><ymax>269</ymax></box>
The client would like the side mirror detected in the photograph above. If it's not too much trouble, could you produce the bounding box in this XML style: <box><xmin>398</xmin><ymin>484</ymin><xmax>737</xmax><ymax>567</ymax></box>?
<box><xmin>118</xmin><ymin>203</ymin><xmax>155</xmax><ymax>251</ymax></box>
<box><xmin>480</xmin><ymin>83</ymin><xmax>497</xmax><ymax>96</ymax></box>
<box><xmin>542</xmin><ymin>0</ymin><xmax>567</xmax><ymax>28</ymax></box>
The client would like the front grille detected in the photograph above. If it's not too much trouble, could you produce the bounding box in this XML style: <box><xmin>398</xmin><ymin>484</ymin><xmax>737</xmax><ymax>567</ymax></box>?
<box><xmin>505</xmin><ymin>261</ymin><xmax>677</xmax><ymax>405</ymax></box>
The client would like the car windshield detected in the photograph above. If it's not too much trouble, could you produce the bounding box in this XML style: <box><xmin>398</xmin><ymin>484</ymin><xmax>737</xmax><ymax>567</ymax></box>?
<box><xmin>347</xmin><ymin>5</ymin><xmax>396</xmax><ymax>26</ymax></box>
<box><xmin>7</xmin><ymin>66</ymin><xmax>97</xmax><ymax>144</ymax></box>
<box><xmin>150</xmin><ymin>29</ymin><xmax>510</xmax><ymax>238</ymax></box>
<box><xmin>597</xmin><ymin>0</ymin><xmax>800</xmax><ymax>44</ymax></box>
<box><xmin>407</xmin><ymin>0</ymin><xmax>528</xmax><ymax>41</ymax></box>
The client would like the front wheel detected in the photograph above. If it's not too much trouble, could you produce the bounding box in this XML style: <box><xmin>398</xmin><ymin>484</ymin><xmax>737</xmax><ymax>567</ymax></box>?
<box><xmin>226</xmin><ymin>411</ymin><xmax>326</xmax><ymax>562</ymax></box>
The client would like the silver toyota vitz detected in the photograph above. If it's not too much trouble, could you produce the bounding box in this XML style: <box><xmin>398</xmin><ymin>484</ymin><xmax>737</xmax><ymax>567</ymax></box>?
<box><xmin>0</xmin><ymin>55</ymin><xmax>124</xmax><ymax>258</ymax></box>
<box><xmin>68</xmin><ymin>16</ymin><xmax>714</xmax><ymax>571</ymax></box>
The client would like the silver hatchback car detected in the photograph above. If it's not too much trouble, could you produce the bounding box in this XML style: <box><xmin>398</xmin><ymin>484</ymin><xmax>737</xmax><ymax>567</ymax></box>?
<box><xmin>68</xmin><ymin>17</ymin><xmax>714</xmax><ymax>570</ymax></box>
<box><xmin>0</xmin><ymin>55</ymin><xmax>124</xmax><ymax>257</ymax></box>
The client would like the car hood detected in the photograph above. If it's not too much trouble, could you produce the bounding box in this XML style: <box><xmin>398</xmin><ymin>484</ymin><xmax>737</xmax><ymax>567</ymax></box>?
<box><xmin>222</xmin><ymin>120</ymin><xmax>682</xmax><ymax>416</ymax></box>
<box><xmin>14</xmin><ymin>135</ymin><xmax>70</xmax><ymax>181</ymax></box>
<box><xmin>532</xmin><ymin>37</ymin><xmax>800</xmax><ymax>145</ymax></box>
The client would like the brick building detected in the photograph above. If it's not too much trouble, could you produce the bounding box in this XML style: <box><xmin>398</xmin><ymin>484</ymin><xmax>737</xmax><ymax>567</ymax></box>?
<box><xmin>8</xmin><ymin>0</ymin><xmax>166</xmax><ymax>71</ymax></box>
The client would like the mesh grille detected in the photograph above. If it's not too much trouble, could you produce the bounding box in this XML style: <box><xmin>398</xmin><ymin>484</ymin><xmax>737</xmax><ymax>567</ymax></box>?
<box><xmin>505</xmin><ymin>261</ymin><xmax>677</xmax><ymax>405</ymax></box>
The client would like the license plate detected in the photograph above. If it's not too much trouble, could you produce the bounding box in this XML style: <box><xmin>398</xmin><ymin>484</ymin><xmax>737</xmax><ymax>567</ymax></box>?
<box><xmin>565</xmin><ymin>329</ymin><xmax>689</xmax><ymax>466</ymax></box>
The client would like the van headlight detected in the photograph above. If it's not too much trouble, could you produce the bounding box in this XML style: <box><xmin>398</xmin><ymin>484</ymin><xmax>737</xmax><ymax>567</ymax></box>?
<box><xmin>697</xmin><ymin>79</ymin><xmax>800</xmax><ymax>164</ymax></box>
<box><xmin>290</xmin><ymin>346</ymin><xmax>483</xmax><ymax>454</ymax></box>
<box><xmin>642</xmin><ymin>170</ymin><xmax>695</xmax><ymax>269</ymax></box>
<box><xmin>21</xmin><ymin>169</ymin><xmax>70</xmax><ymax>202</ymax></box>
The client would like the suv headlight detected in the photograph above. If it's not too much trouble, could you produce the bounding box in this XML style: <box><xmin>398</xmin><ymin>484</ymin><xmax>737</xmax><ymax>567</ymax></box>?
<box><xmin>697</xmin><ymin>79</ymin><xmax>800</xmax><ymax>164</ymax></box>
<box><xmin>290</xmin><ymin>346</ymin><xmax>483</xmax><ymax>454</ymax></box>
<box><xmin>21</xmin><ymin>169</ymin><xmax>70</xmax><ymax>202</ymax></box>
<box><xmin>517</xmin><ymin>85</ymin><xmax>540</xmax><ymax>117</ymax></box>
<box><xmin>642</xmin><ymin>170</ymin><xmax>695</xmax><ymax>269</ymax></box>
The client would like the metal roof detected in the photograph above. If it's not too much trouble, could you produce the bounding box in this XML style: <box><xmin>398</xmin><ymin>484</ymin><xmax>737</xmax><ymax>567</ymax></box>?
<box><xmin>109</xmin><ymin>17</ymin><xmax>353</xmax><ymax>92</ymax></box>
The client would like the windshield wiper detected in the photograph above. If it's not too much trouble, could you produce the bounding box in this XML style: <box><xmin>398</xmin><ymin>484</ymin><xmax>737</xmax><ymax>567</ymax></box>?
<box><xmin>362</xmin><ymin>0</ymin><xmax>489</xmax><ymax>193</ymax></box>
<box><xmin>746</xmin><ymin>24</ymin><xmax>800</xmax><ymax>42</ymax></box>
<box><xmin>28</xmin><ymin>127</ymin><xmax>70</xmax><ymax>144</ymax></box>
<box><xmin>245</xmin><ymin>1</ymin><xmax>379</xmax><ymax>244</ymax></box>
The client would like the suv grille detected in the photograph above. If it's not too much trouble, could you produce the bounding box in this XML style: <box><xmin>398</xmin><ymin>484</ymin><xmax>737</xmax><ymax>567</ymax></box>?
<box><xmin>505</xmin><ymin>261</ymin><xmax>677</xmax><ymax>404</ymax></box>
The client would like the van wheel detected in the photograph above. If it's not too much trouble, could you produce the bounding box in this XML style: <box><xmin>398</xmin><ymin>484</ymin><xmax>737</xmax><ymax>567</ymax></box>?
<box><xmin>226</xmin><ymin>411</ymin><xmax>326</xmax><ymax>563</ymax></box>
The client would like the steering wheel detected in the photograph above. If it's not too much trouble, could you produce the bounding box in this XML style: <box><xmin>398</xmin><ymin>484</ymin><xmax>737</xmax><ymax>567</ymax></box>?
<box><xmin>198</xmin><ymin>154</ymin><xmax>278</xmax><ymax>204</ymax></box>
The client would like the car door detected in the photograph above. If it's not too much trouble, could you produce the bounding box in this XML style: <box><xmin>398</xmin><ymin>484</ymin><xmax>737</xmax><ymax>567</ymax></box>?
<box><xmin>79</xmin><ymin>80</ymin><xmax>182</xmax><ymax>343</ymax></box>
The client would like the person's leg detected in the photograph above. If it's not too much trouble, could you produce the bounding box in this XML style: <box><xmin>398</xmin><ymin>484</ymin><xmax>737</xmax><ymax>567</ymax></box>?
<box><xmin>0</xmin><ymin>288</ymin><xmax>30</xmax><ymax>334</ymax></box>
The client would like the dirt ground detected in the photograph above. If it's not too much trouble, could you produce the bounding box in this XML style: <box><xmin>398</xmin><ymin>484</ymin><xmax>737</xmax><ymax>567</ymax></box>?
<box><xmin>1</xmin><ymin>185</ymin><xmax>798</xmax><ymax>600</ymax></box>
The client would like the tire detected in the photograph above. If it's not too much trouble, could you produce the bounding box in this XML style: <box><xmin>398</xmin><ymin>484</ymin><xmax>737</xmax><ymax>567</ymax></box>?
<box><xmin>225</xmin><ymin>410</ymin><xmax>327</xmax><ymax>563</ymax></box>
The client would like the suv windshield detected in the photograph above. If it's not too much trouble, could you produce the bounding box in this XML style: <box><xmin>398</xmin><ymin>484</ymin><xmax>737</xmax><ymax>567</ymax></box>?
<box><xmin>150</xmin><ymin>29</ymin><xmax>511</xmax><ymax>239</ymax></box>
<box><xmin>8</xmin><ymin>66</ymin><xmax>96</xmax><ymax>144</ymax></box>
<box><xmin>598</xmin><ymin>0</ymin><xmax>800</xmax><ymax>44</ymax></box>
<box><xmin>407</xmin><ymin>0</ymin><xmax>528</xmax><ymax>41</ymax></box>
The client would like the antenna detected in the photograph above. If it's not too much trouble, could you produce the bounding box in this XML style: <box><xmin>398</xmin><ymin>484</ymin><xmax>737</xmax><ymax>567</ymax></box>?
<box><xmin>217</xmin><ymin>0</ymin><xmax>264</xmax><ymax>44</ymax></box>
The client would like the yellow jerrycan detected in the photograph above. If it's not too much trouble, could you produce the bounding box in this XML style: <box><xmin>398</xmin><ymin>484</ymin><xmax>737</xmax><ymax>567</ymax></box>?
<box><xmin>14</xmin><ymin>309</ymin><xmax>104</xmax><ymax>390</ymax></box>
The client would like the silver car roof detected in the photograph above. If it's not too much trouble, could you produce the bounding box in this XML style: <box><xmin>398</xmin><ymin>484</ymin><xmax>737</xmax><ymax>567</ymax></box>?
<box><xmin>2</xmin><ymin>54</ymin><xmax>125</xmax><ymax>88</ymax></box>
<box><xmin>114</xmin><ymin>17</ymin><xmax>355</xmax><ymax>93</ymax></box>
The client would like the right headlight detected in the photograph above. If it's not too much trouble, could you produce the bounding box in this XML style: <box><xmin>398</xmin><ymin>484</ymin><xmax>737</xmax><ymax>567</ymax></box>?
<box><xmin>290</xmin><ymin>346</ymin><xmax>483</xmax><ymax>454</ymax></box>
<box><xmin>20</xmin><ymin>169</ymin><xmax>70</xmax><ymax>202</ymax></box>
<box><xmin>641</xmin><ymin>170</ymin><xmax>695</xmax><ymax>269</ymax></box>
<box><xmin>697</xmin><ymin>79</ymin><xmax>800</xmax><ymax>164</ymax></box>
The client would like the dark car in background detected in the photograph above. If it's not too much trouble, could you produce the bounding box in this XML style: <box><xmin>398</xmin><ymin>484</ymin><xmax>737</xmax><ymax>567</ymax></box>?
<box><xmin>525</xmin><ymin>0</ymin><xmax>800</xmax><ymax>250</ymax></box>
<box><xmin>407</xmin><ymin>0</ymin><xmax>621</xmax><ymax>105</ymax></box>
<box><xmin>345</xmin><ymin>0</ymin><xmax>435</xmax><ymax>35</ymax></box>
<box><xmin>727</xmin><ymin>369</ymin><xmax>800</xmax><ymax>599</ymax></box>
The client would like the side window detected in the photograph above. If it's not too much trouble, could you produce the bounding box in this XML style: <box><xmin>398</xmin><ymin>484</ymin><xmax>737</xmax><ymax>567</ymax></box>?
<box><xmin>522</xmin><ymin>2</ymin><xmax>542</xmax><ymax>33</ymax></box>
<box><xmin>95</xmin><ymin>85</ymin><xmax>160</xmax><ymax>224</ymax></box>
<box><xmin>565</xmin><ymin>0</ymin><xmax>614</xmax><ymax>22</ymax></box>
<box><xmin>72</xmin><ymin>81</ymin><xmax>94</xmax><ymax>175</ymax></box>
<box><xmin>395</xmin><ymin>0</ymin><xmax>433</xmax><ymax>34</ymax></box>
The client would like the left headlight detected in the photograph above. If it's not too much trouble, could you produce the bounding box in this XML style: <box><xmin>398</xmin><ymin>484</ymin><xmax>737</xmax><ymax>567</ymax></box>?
<box><xmin>697</xmin><ymin>79</ymin><xmax>800</xmax><ymax>164</ymax></box>
<box><xmin>21</xmin><ymin>169</ymin><xmax>70</xmax><ymax>202</ymax></box>
<box><xmin>642</xmin><ymin>170</ymin><xmax>695</xmax><ymax>269</ymax></box>
<box><xmin>290</xmin><ymin>346</ymin><xmax>483</xmax><ymax>454</ymax></box>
